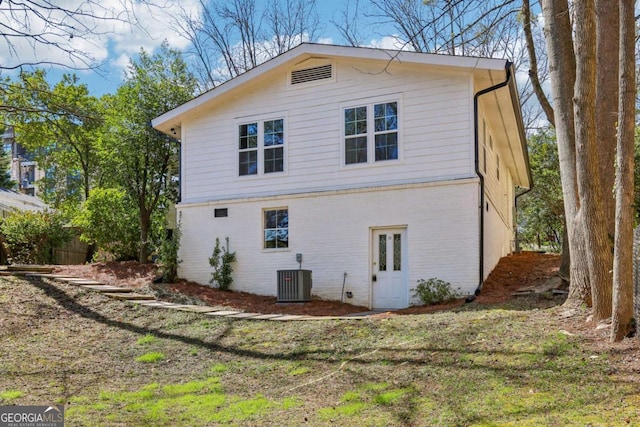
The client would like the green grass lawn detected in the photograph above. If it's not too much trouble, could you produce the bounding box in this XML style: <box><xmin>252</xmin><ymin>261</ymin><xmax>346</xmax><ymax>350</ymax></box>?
<box><xmin>0</xmin><ymin>275</ymin><xmax>638</xmax><ymax>426</ymax></box>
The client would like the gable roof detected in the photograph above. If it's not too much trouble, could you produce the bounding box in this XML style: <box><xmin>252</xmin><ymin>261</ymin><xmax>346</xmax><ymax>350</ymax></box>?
<box><xmin>0</xmin><ymin>189</ymin><xmax>47</xmax><ymax>215</ymax></box>
<box><xmin>152</xmin><ymin>43</ymin><xmax>530</xmax><ymax>188</ymax></box>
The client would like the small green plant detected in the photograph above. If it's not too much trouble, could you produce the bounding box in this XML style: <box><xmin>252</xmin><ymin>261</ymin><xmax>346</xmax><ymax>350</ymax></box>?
<box><xmin>288</xmin><ymin>366</ymin><xmax>310</xmax><ymax>376</ymax></box>
<box><xmin>210</xmin><ymin>363</ymin><xmax>228</xmax><ymax>374</ymax></box>
<box><xmin>209</xmin><ymin>237</ymin><xmax>237</xmax><ymax>291</ymax></box>
<box><xmin>136</xmin><ymin>352</ymin><xmax>165</xmax><ymax>363</ymax></box>
<box><xmin>0</xmin><ymin>390</ymin><xmax>23</xmax><ymax>401</ymax></box>
<box><xmin>157</xmin><ymin>219</ymin><xmax>181</xmax><ymax>283</ymax></box>
<box><xmin>412</xmin><ymin>278</ymin><xmax>460</xmax><ymax>305</ymax></box>
<box><xmin>136</xmin><ymin>334</ymin><xmax>158</xmax><ymax>346</ymax></box>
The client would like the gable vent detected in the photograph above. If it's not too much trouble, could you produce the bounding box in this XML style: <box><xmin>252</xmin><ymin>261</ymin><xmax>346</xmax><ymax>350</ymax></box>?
<box><xmin>291</xmin><ymin>64</ymin><xmax>333</xmax><ymax>85</ymax></box>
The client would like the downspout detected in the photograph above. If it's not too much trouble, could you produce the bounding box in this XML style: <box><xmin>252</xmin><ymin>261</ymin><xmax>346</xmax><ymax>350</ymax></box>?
<box><xmin>514</xmin><ymin>186</ymin><xmax>533</xmax><ymax>252</ymax></box>
<box><xmin>465</xmin><ymin>61</ymin><xmax>513</xmax><ymax>303</ymax></box>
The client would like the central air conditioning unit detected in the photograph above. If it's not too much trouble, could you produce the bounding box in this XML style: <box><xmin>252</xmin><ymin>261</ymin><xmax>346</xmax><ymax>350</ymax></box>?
<box><xmin>277</xmin><ymin>269</ymin><xmax>312</xmax><ymax>302</ymax></box>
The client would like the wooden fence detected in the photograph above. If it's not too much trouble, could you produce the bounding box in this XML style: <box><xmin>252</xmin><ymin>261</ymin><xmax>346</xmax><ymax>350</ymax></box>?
<box><xmin>53</xmin><ymin>234</ymin><xmax>88</xmax><ymax>265</ymax></box>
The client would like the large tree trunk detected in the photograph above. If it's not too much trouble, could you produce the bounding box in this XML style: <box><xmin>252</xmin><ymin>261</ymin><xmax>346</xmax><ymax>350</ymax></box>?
<box><xmin>573</xmin><ymin>0</ymin><xmax>613</xmax><ymax>322</ymax></box>
<box><xmin>610</xmin><ymin>0</ymin><xmax>635</xmax><ymax>341</ymax></box>
<box><xmin>595</xmin><ymin>0</ymin><xmax>619</xmax><ymax>246</ymax></box>
<box><xmin>540</xmin><ymin>0</ymin><xmax>591</xmax><ymax>307</ymax></box>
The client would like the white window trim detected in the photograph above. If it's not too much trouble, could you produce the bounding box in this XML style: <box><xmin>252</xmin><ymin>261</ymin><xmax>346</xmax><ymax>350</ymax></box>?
<box><xmin>262</xmin><ymin>206</ymin><xmax>290</xmax><ymax>251</ymax></box>
<box><xmin>340</xmin><ymin>94</ymin><xmax>403</xmax><ymax>168</ymax></box>
<box><xmin>235</xmin><ymin>112</ymin><xmax>288</xmax><ymax>179</ymax></box>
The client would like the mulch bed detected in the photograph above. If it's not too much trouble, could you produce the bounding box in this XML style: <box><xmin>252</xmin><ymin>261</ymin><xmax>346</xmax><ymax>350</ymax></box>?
<box><xmin>52</xmin><ymin>251</ymin><xmax>561</xmax><ymax>317</ymax></box>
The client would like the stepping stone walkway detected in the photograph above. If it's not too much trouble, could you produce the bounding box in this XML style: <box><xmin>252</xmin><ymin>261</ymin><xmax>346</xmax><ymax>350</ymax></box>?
<box><xmin>8</xmin><ymin>269</ymin><xmax>373</xmax><ymax>321</ymax></box>
<box><xmin>80</xmin><ymin>285</ymin><xmax>134</xmax><ymax>293</ymax></box>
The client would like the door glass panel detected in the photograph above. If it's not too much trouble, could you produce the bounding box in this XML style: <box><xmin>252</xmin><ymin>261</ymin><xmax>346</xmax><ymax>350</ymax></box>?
<box><xmin>379</xmin><ymin>234</ymin><xmax>387</xmax><ymax>271</ymax></box>
<box><xmin>393</xmin><ymin>233</ymin><xmax>401</xmax><ymax>271</ymax></box>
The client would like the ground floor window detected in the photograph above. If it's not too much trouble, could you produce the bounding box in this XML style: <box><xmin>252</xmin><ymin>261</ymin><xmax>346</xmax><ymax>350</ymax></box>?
<box><xmin>264</xmin><ymin>208</ymin><xmax>288</xmax><ymax>248</ymax></box>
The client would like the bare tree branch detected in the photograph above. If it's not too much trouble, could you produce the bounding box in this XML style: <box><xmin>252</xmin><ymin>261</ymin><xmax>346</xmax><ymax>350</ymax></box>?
<box><xmin>522</xmin><ymin>0</ymin><xmax>555</xmax><ymax>127</ymax></box>
<box><xmin>0</xmin><ymin>0</ymin><xmax>151</xmax><ymax>71</ymax></box>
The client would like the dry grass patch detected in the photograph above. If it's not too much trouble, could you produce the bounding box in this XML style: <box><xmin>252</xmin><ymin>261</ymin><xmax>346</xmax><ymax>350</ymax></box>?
<box><xmin>0</xmin><ymin>274</ymin><xmax>638</xmax><ymax>426</ymax></box>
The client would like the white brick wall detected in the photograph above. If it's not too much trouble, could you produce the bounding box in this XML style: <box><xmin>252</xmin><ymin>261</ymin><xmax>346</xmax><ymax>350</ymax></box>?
<box><xmin>177</xmin><ymin>179</ymin><xmax>480</xmax><ymax>309</ymax></box>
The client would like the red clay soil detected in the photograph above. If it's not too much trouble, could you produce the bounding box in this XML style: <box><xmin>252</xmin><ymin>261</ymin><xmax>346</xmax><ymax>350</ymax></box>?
<box><xmin>52</xmin><ymin>251</ymin><xmax>560</xmax><ymax>317</ymax></box>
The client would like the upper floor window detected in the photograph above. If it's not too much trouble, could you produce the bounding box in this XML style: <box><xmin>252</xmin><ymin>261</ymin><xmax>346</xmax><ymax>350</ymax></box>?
<box><xmin>239</xmin><ymin>123</ymin><xmax>258</xmax><ymax>175</ymax></box>
<box><xmin>238</xmin><ymin>118</ymin><xmax>285</xmax><ymax>176</ymax></box>
<box><xmin>263</xmin><ymin>119</ymin><xmax>284</xmax><ymax>173</ymax></box>
<box><xmin>344</xmin><ymin>100</ymin><xmax>399</xmax><ymax>165</ymax></box>
<box><xmin>344</xmin><ymin>106</ymin><xmax>367</xmax><ymax>164</ymax></box>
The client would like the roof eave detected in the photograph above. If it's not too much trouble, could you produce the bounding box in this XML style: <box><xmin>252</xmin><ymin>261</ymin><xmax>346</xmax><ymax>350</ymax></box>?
<box><xmin>152</xmin><ymin>43</ymin><xmax>512</xmax><ymax>134</ymax></box>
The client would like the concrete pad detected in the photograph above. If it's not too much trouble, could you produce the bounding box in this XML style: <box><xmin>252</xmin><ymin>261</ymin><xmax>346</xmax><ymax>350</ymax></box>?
<box><xmin>63</xmin><ymin>279</ymin><xmax>105</xmax><ymax>285</ymax></box>
<box><xmin>268</xmin><ymin>315</ymin><xmax>306</xmax><ymax>321</ymax></box>
<box><xmin>80</xmin><ymin>285</ymin><xmax>134</xmax><ymax>293</ymax></box>
<box><xmin>164</xmin><ymin>305</ymin><xmax>219</xmax><ymax>313</ymax></box>
<box><xmin>7</xmin><ymin>265</ymin><xmax>54</xmax><ymax>273</ymax></box>
<box><xmin>205</xmin><ymin>310</ymin><xmax>241</xmax><ymax>316</ymax></box>
<box><xmin>134</xmin><ymin>300</ymin><xmax>177</xmax><ymax>307</ymax></box>
<box><xmin>226</xmin><ymin>312</ymin><xmax>263</xmax><ymax>319</ymax></box>
<box><xmin>25</xmin><ymin>273</ymin><xmax>68</xmax><ymax>279</ymax></box>
<box><xmin>248</xmin><ymin>314</ymin><xmax>285</xmax><ymax>320</ymax></box>
<box><xmin>159</xmin><ymin>304</ymin><xmax>201</xmax><ymax>311</ymax></box>
<box><xmin>103</xmin><ymin>292</ymin><xmax>155</xmax><ymax>301</ymax></box>
<box><xmin>179</xmin><ymin>306</ymin><xmax>219</xmax><ymax>313</ymax></box>
<box><xmin>53</xmin><ymin>276</ymin><xmax>85</xmax><ymax>282</ymax></box>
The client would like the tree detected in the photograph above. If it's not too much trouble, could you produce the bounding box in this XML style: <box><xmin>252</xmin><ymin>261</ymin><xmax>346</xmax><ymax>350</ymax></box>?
<box><xmin>73</xmin><ymin>188</ymin><xmax>140</xmax><ymax>261</ymax></box>
<box><xmin>610</xmin><ymin>0</ymin><xmax>635</xmax><ymax>341</ymax></box>
<box><xmin>527</xmin><ymin>0</ymin><xmax>591</xmax><ymax>307</ymax></box>
<box><xmin>0</xmin><ymin>129</ymin><xmax>15</xmax><ymax>189</ymax></box>
<box><xmin>353</xmin><ymin>0</ymin><xmax>520</xmax><ymax>57</ymax></box>
<box><xmin>1</xmin><ymin>71</ymin><xmax>107</xmax><ymax>211</ymax></box>
<box><xmin>517</xmin><ymin>129</ymin><xmax>564</xmax><ymax>252</ymax></box>
<box><xmin>0</xmin><ymin>0</ymin><xmax>150</xmax><ymax>72</ymax></box>
<box><xmin>105</xmin><ymin>42</ymin><xmax>197</xmax><ymax>263</ymax></box>
<box><xmin>572</xmin><ymin>0</ymin><xmax>612</xmax><ymax>322</ymax></box>
<box><xmin>174</xmin><ymin>0</ymin><xmax>320</xmax><ymax>89</ymax></box>
<box><xmin>532</xmin><ymin>0</ymin><xmax>636</xmax><ymax>334</ymax></box>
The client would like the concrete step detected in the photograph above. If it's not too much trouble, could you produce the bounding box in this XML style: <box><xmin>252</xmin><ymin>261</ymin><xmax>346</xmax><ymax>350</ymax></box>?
<box><xmin>80</xmin><ymin>285</ymin><xmax>134</xmax><ymax>293</ymax></box>
<box><xmin>103</xmin><ymin>292</ymin><xmax>155</xmax><ymax>301</ymax></box>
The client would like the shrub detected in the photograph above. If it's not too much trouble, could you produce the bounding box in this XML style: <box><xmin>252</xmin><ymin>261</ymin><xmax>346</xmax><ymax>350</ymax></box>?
<box><xmin>0</xmin><ymin>210</ymin><xmax>73</xmax><ymax>264</ymax></box>
<box><xmin>209</xmin><ymin>237</ymin><xmax>236</xmax><ymax>291</ymax></box>
<box><xmin>412</xmin><ymin>278</ymin><xmax>460</xmax><ymax>306</ymax></box>
<box><xmin>73</xmin><ymin>188</ymin><xmax>139</xmax><ymax>261</ymax></box>
<box><xmin>157</xmin><ymin>220</ymin><xmax>181</xmax><ymax>283</ymax></box>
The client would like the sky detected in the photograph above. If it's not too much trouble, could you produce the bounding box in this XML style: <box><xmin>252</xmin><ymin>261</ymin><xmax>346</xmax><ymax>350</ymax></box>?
<box><xmin>0</xmin><ymin>0</ymin><xmax>398</xmax><ymax>97</ymax></box>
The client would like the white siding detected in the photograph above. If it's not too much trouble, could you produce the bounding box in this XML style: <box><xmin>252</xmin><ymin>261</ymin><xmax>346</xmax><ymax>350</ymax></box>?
<box><xmin>177</xmin><ymin>179</ymin><xmax>480</xmax><ymax>308</ymax></box>
<box><xmin>479</xmin><ymin>108</ymin><xmax>516</xmax><ymax>273</ymax></box>
<box><xmin>181</xmin><ymin>58</ymin><xmax>474</xmax><ymax>204</ymax></box>
<box><xmin>484</xmin><ymin>190</ymin><xmax>513</xmax><ymax>280</ymax></box>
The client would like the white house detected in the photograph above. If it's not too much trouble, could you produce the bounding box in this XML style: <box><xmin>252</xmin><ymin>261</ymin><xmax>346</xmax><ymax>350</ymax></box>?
<box><xmin>152</xmin><ymin>43</ymin><xmax>531</xmax><ymax>310</ymax></box>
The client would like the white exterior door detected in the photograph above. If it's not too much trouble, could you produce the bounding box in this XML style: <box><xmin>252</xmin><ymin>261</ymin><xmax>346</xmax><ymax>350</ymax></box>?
<box><xmin>372</xmin><ymin>228</ymin><xmax>407</xmax><ymax>309</ymax></box>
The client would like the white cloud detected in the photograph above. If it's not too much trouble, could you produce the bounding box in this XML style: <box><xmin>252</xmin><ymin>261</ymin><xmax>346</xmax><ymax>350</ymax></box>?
<box><xmin>317</xmin><ymin>37</ymin><xmax>335</xmax><ymax>45</ymax></box>
<box><xmin>0</xmin><ymin>0</ymin><xmax>202</xmax><ymax>73</ymax></box>
<box><xmin>366</xmin><ymin>36</ymin><xmax>414</xmax><ymax>51</ymax></box>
